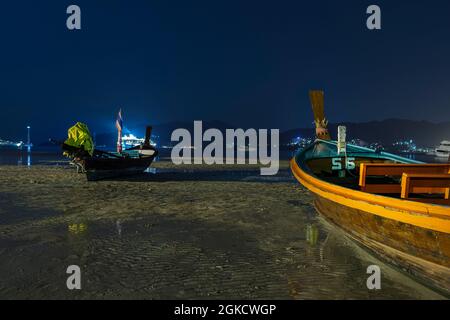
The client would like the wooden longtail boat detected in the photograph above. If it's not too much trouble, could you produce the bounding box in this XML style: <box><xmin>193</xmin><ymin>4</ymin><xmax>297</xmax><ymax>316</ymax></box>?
<box><xmin>291</xmin><ymin>91</ymin><xmax>450</xmax><ymax>295</ymax></box>
<box><xmin>63</xmin><ymin>125</ymin><xmax>158</xmax><ymax>181</ymax></box>
<box><xmin>80</xmin><ymin>126</ymin><xmax>158</xmax><ymax>181</ymax></box>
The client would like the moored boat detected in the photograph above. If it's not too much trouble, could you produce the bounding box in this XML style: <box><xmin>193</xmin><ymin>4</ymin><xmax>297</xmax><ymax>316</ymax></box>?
<box><xmin>74</xmin><ymin>148</ymin><xmax>157</xmax><ymax>181</ymax></box>
<box><xmin>291</xmin><ymin>91</ymin><xmax>450</xmax><ymax>295</ymax></box>
<box><xmin>435</xmin><ymin>140</ymin><xmax>450</xmax><ymax>158</ymax></box>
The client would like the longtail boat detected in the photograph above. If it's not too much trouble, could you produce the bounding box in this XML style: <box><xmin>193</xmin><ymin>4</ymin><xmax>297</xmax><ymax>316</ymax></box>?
<box><xmin>290</xmin><ymin>91</ymin><xmax>450</xmax><ymax>295</ymax></box>
<box><xmin>74</xmin><ymin>148</ymin><xmax>157</xmax><ymax>181</ymax></box>
<box><xmin>62</xmin><ymin>123</ymin><xmax>158</xmax><ymax>181</ymax></box>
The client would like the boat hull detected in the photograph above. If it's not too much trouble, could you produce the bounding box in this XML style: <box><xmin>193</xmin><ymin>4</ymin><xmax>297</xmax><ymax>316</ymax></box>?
<box><xmin>313</xmin><ymin>193</ymin><xmax>450</xmax><ymax>295</ymax></box>
<box><xmin>291</xmin><ymin>140</ymin><xmax>450</xmax><ymax>296</ymax></box>
<box><xmin>82</xmin><ymin>155</ymin><xmax>156</xmax><ymax>181</ymax></box>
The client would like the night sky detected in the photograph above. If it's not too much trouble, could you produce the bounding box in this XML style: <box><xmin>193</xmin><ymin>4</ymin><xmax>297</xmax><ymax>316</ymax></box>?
<box><xmin>1</xmin><ymin>0</ymin><xmax>450</xmax><ymax>142</ymax></box>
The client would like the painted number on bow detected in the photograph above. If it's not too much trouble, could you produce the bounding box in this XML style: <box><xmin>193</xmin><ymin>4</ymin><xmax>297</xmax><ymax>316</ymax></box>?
<box><xmin>332</xmin><ymin>157</ymin><xmax>355</xmax><ymax>171</ymax></box>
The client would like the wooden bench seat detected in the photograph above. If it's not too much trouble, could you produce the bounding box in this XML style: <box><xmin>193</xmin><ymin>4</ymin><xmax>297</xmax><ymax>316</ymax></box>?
<box><xmin>359</xmin><ymin>163</ymin><xmax>450</xmax><ymax>194</ymax></box>
<box><xmin>401</xmin><ymin>173</ymin><xmax>450</xmax><ymax>204</ymax></box>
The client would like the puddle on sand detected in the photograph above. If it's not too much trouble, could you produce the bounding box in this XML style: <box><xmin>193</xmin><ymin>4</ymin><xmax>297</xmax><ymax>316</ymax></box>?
<box><xmin>0</xmin><ymin>213</ymin><xmax>444</xmax><ymax>300</ymax></box>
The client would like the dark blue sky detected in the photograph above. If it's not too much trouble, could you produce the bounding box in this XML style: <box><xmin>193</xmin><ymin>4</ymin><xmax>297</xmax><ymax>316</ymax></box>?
<box><xmin>1</xmin><ymin>0</ymin><xmax>450</xmax><ymax>141</ymax></box>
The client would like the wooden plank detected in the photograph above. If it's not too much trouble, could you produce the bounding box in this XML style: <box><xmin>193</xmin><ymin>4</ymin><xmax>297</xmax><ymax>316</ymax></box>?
<box><xmin>401</xmin><ymin>173</ymin><xmax>450</xmax><ymax>200</ymax></box>
<box><xmin>364</xmin><ymin>164</ymin><xmax>450</xmax><ymax>178</ymax></box>
<box><xmin>363</xmin><ymin>163</ymin><xmax>450</xmax><ymax>169</ymax></box>
<box><xmin>362</xmin><ymin>184</ymin><xmax>401</xmax><ymax>194</ymax></box>
<box><xmin>309</xmin><ymin>90</ymin><xmax>331</xmax><ymax>140</ymax></box>
<box><xmin>359</xmin><ymin>163</ymin><xmax>367</xmax><ymax>187</ymax></box>
<box><xmin>359</xmin><ymin>163</ymin><xmax>450</xmax><ymax>195</ymax></box>
<box><xmin>414</xmin><ymin>187</ymin><xmax>448</xmax><ymax>194</ymax></box>
<box><xmin>362</xmin><ymin>185</ymin><xmax>448</xmax><ymax>194</ymax></box>
<box><xmin>401</xmin><ymin>173</ymin><xmax>411</xmax><ymax>199</ymax></box>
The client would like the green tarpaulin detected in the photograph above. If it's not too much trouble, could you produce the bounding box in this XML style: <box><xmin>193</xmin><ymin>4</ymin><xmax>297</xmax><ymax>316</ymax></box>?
<box><xmin>64</xmin><ymin>122</ymin><xmax>94</xmax><ymax>156</ymax></box>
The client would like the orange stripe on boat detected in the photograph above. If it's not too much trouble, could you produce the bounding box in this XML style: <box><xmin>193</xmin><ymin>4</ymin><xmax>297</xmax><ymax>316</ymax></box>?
<box><xmin>290</xmin><ymin>158</ymin><xmax>450</xmax><ymax>234</ymax></box>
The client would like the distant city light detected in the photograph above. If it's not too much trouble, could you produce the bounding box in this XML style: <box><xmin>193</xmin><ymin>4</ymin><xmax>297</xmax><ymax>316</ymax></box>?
<box><xmin>121</xmin><ymin>132</ymin><xmax>157</xmax><ymax>148</ymax></box>
<box><xmin>286</xmin><ymin>136</ymin><xmax>314</xmax><ymax>149</ymax></box>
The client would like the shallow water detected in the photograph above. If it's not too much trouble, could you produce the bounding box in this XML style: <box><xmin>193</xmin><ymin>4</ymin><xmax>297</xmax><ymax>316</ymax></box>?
<box><xmin>0</xmin><ymin>148</ymin><xmax>67</xmax><ymax>166</ymax></box>
<box><xmin>0</xmin><ymin>210</ymin><xmax>443</xmax><ymax>299</ymax></box>
<box><xmin>0</xmin><ymin>155</ymin><xmax>446</xmax><ymax>299</ymax></box>
<box><xmin>1</xmin><ymin>147</ymin><xmax>446</xmax><ymax>167</ymax></box>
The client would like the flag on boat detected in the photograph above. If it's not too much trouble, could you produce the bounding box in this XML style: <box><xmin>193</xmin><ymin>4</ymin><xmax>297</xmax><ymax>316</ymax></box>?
<box><xmin>116</xmin><ymin>108</ymin><xmax>123</xmax><ymax>132</ymax></box>
<box><xmin>116</xmin><ymin>108</ymin><xmax>123</xmax><ymax>153</ymax></box>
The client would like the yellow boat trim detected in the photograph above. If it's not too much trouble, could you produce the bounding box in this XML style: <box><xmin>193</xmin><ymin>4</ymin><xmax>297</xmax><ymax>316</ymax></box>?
<box><xmin>290</xmin><ymin>158</ymin><xmax>450</xmax><ymax>234</ymax></box>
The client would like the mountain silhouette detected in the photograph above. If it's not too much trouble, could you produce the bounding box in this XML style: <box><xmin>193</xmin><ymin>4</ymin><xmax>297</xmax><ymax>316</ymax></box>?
<box><xmin>40</xmin><ymin>119</ymin><xmax>450</xmax><ymax>149</ymax></box>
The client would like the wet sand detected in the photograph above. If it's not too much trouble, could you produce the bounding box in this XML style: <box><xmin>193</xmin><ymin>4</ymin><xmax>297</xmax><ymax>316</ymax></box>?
<box><xmin>0</xmin><ymin>161</ymin><xmax>445</xmax><ymax>299</ymax></box>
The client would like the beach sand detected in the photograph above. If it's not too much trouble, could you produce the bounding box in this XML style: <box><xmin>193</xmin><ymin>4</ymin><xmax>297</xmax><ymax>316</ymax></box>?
<box><xmin>0</xmin><ymin>161</ymin><xmax>444</xmax><ymax>299</ymax></box>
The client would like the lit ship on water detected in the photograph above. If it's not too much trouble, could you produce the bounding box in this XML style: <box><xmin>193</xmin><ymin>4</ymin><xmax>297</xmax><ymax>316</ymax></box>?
<box><xmin>121</xmin><ymin>133</ymin><xmax>157</xmax><ymax>149</ymax></box>
<box><xmin>0</xmin><ymin>139</ymin><xmax>24</xmax><ymax>149</ymax></box>
<box><xmin>435</xmin><ymin>140</ymin><xmax>450</xmax><ymax>158</ymax></box>
<box><xmin>0</xmin><ymin>126</ymin><xmax>33</xmax><ymax>151</ymax></box>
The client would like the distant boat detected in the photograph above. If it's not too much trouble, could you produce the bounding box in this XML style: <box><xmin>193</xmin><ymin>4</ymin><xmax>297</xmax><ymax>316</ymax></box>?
<box><xmin>62</xmin><ymin>123</ymin><xmax>158</xmax><ymax>181</ymax></box>
<box><xmin>291</xmin><ymin>91</ymin><xmax>450</xmax><ymax>296</ymax></box>
<box><xmin>122</xmin><ymin>133</ymin><xmax>157</xmax><ymax>149</ymax></box>
<box><xmin>435</xmin><ymin>140</ymin><xmax>450</xmax><ymax>158</ymax></box>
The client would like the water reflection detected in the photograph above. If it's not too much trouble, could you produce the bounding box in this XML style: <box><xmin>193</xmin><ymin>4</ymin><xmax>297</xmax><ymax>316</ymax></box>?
<box><xmin>116</xmin><ymin>220</ymin><xmax>122</xmax><ymax>237</ymax></box>
<box><xmin>144</xmin><ymin>167</ymin><xmax>157</xmax><ymax>174</ymax></box>
<box><xmin>0</xmin><ymin>148</ymin><xmax>68</xmax><ymax>166</ymax></box>
<box><xmin>0</xmin><ymin>214</ymin><xmax>443</xmax><ymax>299</ymax></box>
<box><xmin>305</xmin><ymin>224</ymin><xmax>329</xmax><ymax>263</ymax></box>
<box><xmin>10</xmin><ymin>149</ymin><xmax>32</xmax><ymax>166</ymax></box>
<box><xmin>306</xmin><ymin>224</ymin><xmax>319</xmax><ymax>246</ymax></box>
